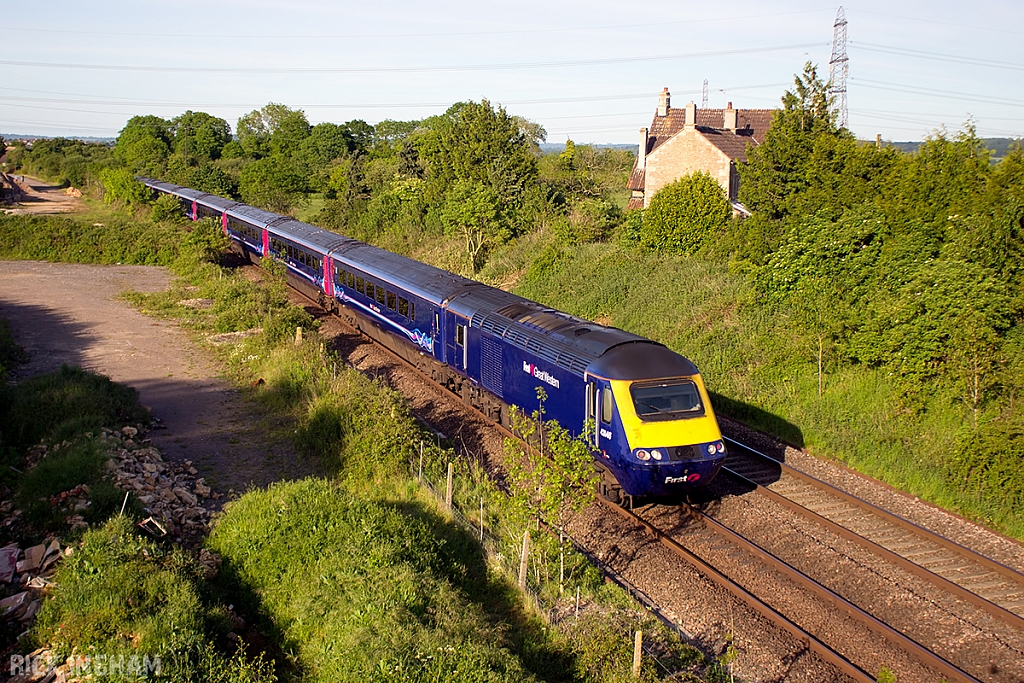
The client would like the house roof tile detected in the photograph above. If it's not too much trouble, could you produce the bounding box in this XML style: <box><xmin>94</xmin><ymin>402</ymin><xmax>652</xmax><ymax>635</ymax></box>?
<box><xmin>646</xmin><ymin>107</ymin><xmax>774</xmax><ymax>154</ymax></box>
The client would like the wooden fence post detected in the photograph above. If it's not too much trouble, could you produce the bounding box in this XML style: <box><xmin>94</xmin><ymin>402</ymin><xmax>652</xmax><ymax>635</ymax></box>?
<box><xmin>294</xmin><ymin>326</ymin><xmax>303</xmax><ymax>345</ymax></box>
<box><xmin>518</xmin><ymin>530</ymin><xmax>530</xmax><ymax>589</ymax></box>
<box><xmin>632</xmin><ymin>630</ymin><xmax>643</xmax><ymax>678</ymax></box>
<box><xmin>445</xmin><ymin>462</ymin><xmax>454</xmax><ymax>510</ymax></box>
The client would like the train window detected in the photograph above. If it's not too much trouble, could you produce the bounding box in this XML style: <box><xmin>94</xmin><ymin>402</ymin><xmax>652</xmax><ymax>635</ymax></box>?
<box><xmin>586</xmin><ymin>383</ymin><xmax>595</xmax><ymax>420</ymax></box>
<box><xmin>456</xmin><ymin>324</ymin><xmax>465</xmax><ymax>346</ymax></box>
<box><xmin>398</xmin><ymin>297</ymin><xmax>409</xmax><ymax>317</ymax></box>
<box><xmin>601</xmin><ymin>388</ymin><xmax>613</xmax><ymax>424</ymax></box>
<box><xmin>375</xmin><ymin>285</ymin><xmax>386</xmax><ymax>305</ymax></box>
<box><xmin>387</xmin><ymin>291</ymin><xmax>396</xmax><ymax>311</ymax></box>
<box><xmin>629</xmin><ymin>380</ymin><xmax>704</xmax><ymax>421</ymax></box>
<box><xmin>348</xmin><ymin>272</ymin><xmax>355</xmax><ymax>289</ymax></box>
<box><xmin>356</xmin><ymin>277</ymin><xmax>364</xmax><ymax>294</ymax></box>
<box><xmin>410</xmin><ymin>302</ymin><xmax>415</xmax><ymax>320</ymax></box>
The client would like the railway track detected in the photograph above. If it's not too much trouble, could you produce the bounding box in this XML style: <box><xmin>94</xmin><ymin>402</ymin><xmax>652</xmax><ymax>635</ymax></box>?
<box><xmin>720</xmin><ymin>436</ymin><xmax>1024</xmax><ymax>630</ymax></box>
<box><xmin>601</xmin><ymin>496</ymin><xmax>987</xmax><ymax>683</ymax></box>
<box><xmin>286</xmin><ymin>281</ymin><xmax>1024</xmax><ymax>682</ymax></box>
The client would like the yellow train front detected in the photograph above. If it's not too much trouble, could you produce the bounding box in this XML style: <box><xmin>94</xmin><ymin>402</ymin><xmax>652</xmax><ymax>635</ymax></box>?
<box><xmin>585</xmin><ymin>342</ymin><xmax>726</xmax><ymax>501</ymax></box>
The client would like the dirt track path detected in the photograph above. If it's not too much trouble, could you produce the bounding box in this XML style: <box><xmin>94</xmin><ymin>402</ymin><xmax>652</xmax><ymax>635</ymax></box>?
<box><xmin>0</xmin><ymin>260</ymin><xmax>308</xmax><ymax>495</ymax></box>
<box><xmin>3</xmin><ymin>175</ymin><xmax>84</xmax><ymax>215</ymax></box>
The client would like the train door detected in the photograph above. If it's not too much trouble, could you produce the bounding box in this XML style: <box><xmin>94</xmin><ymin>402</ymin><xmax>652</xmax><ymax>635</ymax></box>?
<box><xmin>191</xmin><ymin>200</ymin><xmax>198</xmax><ymax>221</ymax></box>
<box><xmin>261</xmin><ymin>229</ymin><xmax>269</xmax><ymax>257</ymax></box>
<box><xmin>221</xmin><ymin>213</ymin><xmax>229</xmax><ymax>235</ymax></box>
<box><xmin>586</xmin><ymin>379</ymin><xmax>599</xmax><ymax>449</ymax></box>
<box><xmin>434</xmin><ymin>311</ymin><xmax>444</xmax><ymax>363</ymax></box>
<box><xmin>323</xmin><ymin>256</ymin><xmax>334</xmax><ymax>299</ymax></box>
<box><xmin>445</xmin><ymin>312</ymin><xmax>468</xmax><ymax>374</ymax></box>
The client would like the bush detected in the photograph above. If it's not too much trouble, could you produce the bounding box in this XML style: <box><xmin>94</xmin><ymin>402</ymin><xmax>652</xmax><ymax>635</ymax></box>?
<box><xmin>99</xmin><ymin>167</ymin><xmax>152</xmax><ymax>206</ymax></box>
<box><xmin>208</xmin><ymin>479</ymin><xmax>535</xmax><ymax>683</ymax></box>
<box><xmin>151</xmin><ymin>193</ymin><xmax>185</xmax><ymax>223</ymax></box>
<box><xmin>640</xmin><ymin>172</ymin><xmax>730</xmax><ymax>254</ymax></box>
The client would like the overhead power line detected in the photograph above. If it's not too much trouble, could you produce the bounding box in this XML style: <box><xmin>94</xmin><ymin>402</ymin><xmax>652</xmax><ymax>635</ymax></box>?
<box><xmin>852</xmin><ymin>78</ymin><xmax>1024</xmax><ymax>108</ymax></box>
<box><xmin>0</xmin><ymin>43</ymin><xmax>824</xmax><ymax>75</ymax></box>
<box><xmin>852</xmin><ymin>42</ymin><xmax>1024</xmax><ymax>72</ymax></box>
<box><xmin>2</xmin><ymin>9</ymin><xmax>831</xmax><ymax>41</ymax></box>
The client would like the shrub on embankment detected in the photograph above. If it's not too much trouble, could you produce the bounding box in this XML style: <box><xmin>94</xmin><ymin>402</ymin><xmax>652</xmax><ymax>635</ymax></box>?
<box><xmin>0</xmin><ymin>213</ymin><xmax>182</xmax><ymax>266</ymax></box>
<box><xmin>208</xmin><ymin>478</ymin><xmax>536</xmax><ymax>683</ymax></box>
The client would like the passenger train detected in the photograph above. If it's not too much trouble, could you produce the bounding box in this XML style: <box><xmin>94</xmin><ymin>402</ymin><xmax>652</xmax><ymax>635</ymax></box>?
<box><xmin>140</xmin><ymin>178</ymin><xmax>727</xmax><ymax>502</ymax></box>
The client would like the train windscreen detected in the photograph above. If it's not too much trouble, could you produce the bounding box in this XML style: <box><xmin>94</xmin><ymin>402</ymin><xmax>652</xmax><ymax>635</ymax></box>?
<box><xmin>629</xmin><ymin>379</ymin><xmax>704</xmax><ymax>420</ymax></box>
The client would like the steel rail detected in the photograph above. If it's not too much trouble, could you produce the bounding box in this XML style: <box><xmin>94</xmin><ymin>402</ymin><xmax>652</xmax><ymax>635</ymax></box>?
<box><xmin>723</xmin><ymin>436</ymin><xmax>1024</xmax><ymax>588</ymax></box>
<box><xmin>719</xmin><ymin>458</ymin><xmax>1024</xmax><ymax>632</ymax></box>
<box><xmin>681</xmin><ymin>504</ymin><xmax>983</xmax><ymax>683</ymax></box>
<box><xmin>596</xmin><ymin>496</ymin><xmax>877</xmax><ymax>683</ymax></box>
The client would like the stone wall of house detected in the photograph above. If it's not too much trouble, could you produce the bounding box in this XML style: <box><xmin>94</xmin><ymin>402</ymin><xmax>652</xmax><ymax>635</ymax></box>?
<box><xmin>643</xmin><ymin>129</ymin><xmax>733</xmax><ymax>207</ymax></box>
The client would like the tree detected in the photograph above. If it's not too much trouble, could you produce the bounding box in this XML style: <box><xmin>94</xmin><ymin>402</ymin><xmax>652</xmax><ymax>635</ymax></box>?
<box><xmin>238</xmin><ymin>155</ymin><xmax>307</xmax><ymax>213</ymax></box>
<box><xmin>417</xmin><ymin>100</ymin><xmax>539</xmax><ymax>223</ymax></box>
<box><xmin>439</xmin><ymin>179</ymin><xmax>503</xmax><ymax>271</ymax></box>
<box><xmin>788</xmin><ymin>276</ymin><xmax>848</xmax><ymax>397</ymax></box>
<box><xmin>236</xmin><ymin>103</ymin><xmax>300</xmax><ymax>158</ymax></box>
<box><xmin>504</xmin><ymin>389</ymin><xmax>596</xmax><ymax>593</ymax></box>
<box><xmin>739</xmin><ymin>62</ymin><xmax>841</xmax><ymax>222</ymax></box>
<box><xmin>640</xmin><ymin>171</ymin><xmax>730</xmax><ymax>254</ymax></box>
<box><xmin>171</xmin><ymin>111</ymin><xmax>231</xmax><ymax>163</ymax></box>
<box><xmin>114</xmin><ymin>115</ymin><xmax>173</xmax><ymax>175</ymax></box>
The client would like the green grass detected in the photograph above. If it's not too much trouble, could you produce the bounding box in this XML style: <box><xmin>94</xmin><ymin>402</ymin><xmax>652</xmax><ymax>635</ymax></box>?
<box><xmin>31</xmin><ymin>516</ymin><xmax>276</xmax><ymax>682</ymax></box>
<box><xmin>209</xmin><ymin>478</ymin><xmax>539</xmax><ymax>683</ymax></box>
<box><xmin>0</xmin><ymin>212</ymin><xmax>184</xmax><ymax>266</ymax></box>
<box><xmin>1</xmin><ymin>364</ymin><xmax>150</xmax><ymax>451</ymax></box>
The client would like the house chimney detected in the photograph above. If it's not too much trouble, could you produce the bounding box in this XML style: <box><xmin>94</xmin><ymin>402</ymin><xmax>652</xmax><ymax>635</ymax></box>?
<box><xmin>639</xmin><ymin>128</ymin><xmax>648</xmax><ymax>170</ymax></box>
<box><xmin>657</xmin><ymin>88</ymin><xmax>670</xmax><ymax>117</ymax></box>
<box><xmin>684</xmin><ymin>102</ymin><xmax>696</xmax><ymax>129</ymax></box>
<box><xmin>723</xmin><ymin>102</ymin><xmax>737</xmax><ymax>131</ymax></box>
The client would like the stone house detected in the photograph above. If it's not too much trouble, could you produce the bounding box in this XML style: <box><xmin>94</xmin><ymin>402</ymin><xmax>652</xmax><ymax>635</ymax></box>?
<box><xmin>627</xmin><ymin>88</ymin><xmax>775</xmax><ymax>212</ymax></box>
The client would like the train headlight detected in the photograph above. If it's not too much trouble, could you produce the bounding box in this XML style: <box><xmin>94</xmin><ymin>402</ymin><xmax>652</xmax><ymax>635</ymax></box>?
<box><xmin>718</xmin><ymin>442</ymin><xmax>726</xmax><ymax>453</ymax></box>
<box><xmin>650</xmin><ymin>449</ymin><xmax>664</xmax><ymax>461</ymax></box>
<box><xmin>636</xmin><ymin>450</ymin><xmax>650</xmax><ymax>461</ymax></box>
<box><xmin>707</xmin><ymin>444</ymin><xmax>716</xmax><ymax>455</ymax></box>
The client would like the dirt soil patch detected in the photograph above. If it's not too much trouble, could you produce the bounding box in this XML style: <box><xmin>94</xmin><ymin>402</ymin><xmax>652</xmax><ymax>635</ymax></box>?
<box><xmin>3</xmin><ymin>176</ymin><xmax>85</xmax><ymax>215</ymax></box>
<box><xmin>0</xmin><ymin>261</ymin><xmax>311</xmax><ymax>496</ymax></box>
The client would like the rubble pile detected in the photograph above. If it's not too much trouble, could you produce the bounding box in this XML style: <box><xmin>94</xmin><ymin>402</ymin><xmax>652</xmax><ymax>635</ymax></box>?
<box><xmin>102</xmin><ymin>425</ymin><xmax>219</xmax><ymax>543</ymax></box>
<box><xmin>0</xmin><ymin>539</ymin><xmax>65</xmax><ymax>631</ymax></box>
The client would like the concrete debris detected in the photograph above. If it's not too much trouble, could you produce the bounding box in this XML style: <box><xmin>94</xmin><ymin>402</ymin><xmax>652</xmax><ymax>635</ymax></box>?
<box><xmin>198</xmin><ymin>549</ymin><xmax>221</xmax><ymax>580</ymax></box>
<box><xmin>103</xmin><ymin>424</ymin><xmax>218</xmax><ymax>545</ymax></box>
<box><xmin>0</xmin><ymin>547</ymin><xmax>18</xmax><ymax>583</ymax></box>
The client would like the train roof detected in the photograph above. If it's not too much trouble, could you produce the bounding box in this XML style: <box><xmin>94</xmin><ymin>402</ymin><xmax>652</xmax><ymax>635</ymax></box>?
<box><xmin>199</xmin><ymin>194</ymin><xmax>240</xmax><ymax>212</ymax></box>
<box><xmin>447</xmin><ymin>286</ymin><xmax>653</xmax><ymax>376</ymax></box>
<box><xmin>331</xmin><ymin>241</ymin><xmax>479</xmax><ymax>306</ymax></box>
<box><xmin>224</xmin><ymin>204</ymin><xmax>288</xmax><ymax>230</ymax></box>
<box><xmin>270</xmin><ymin>218</ymin><xmax>351</xmax><ymax>254</ymax></box>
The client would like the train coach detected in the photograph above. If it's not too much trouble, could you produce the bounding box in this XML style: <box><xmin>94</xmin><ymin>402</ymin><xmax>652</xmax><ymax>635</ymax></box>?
<box><xmin>140</xmin><ymin>178</ymin><xmax>727</xmax><ymax>503</ymax></box>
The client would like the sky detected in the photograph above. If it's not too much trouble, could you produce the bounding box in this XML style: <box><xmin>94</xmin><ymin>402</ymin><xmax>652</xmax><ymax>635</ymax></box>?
<box><xmin>2</xmin><ymin>1</ymin><xmax>1023</xmax><ymax>145</ymax></box>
